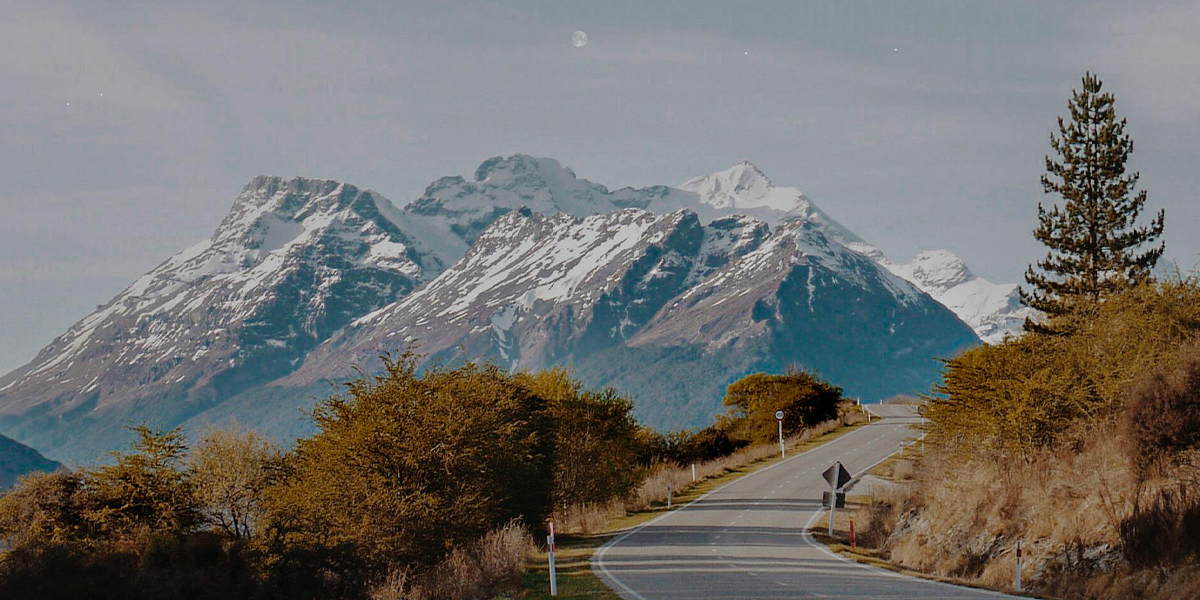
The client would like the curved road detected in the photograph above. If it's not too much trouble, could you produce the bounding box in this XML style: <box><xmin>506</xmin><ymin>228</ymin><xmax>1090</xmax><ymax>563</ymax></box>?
<box><xmin>593</xmin><ymin>407</ymin><xmax>1019</xmax><ymax>599</ymax></box>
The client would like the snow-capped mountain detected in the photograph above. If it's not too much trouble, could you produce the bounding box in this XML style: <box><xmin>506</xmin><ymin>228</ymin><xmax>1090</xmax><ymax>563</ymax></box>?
<box><xmin>588</xmin><ymin>220</ymin><xmax>977</xmax><ymax>425</ymax></box>
<box><xmin>0</xmin><ymin>154</ymin><xmax>990</xmax><ymax>461</ymax></box>
<box><xmin>289</xmin><ymin>209</ymin><xmax>709</xmax><ymax>381</ymax></box>
<box><xmin>286</xmin><ymin>207</ymin><xmax>977</xmax><ymax>428</ymax></box>
<box><xmin>403</xmin><ymin>155</ymin><xmax>685</xmax><ymax>254</ymax></box>
<box><xmin>882</xmin><ymin>250</ymin><xmax>1033</xmax><ymax>343</ymax></box>
<box><xmin>0</xmin><ymin>177</ymin><xmax>434</xmax><ymax>460</ymax></box>
<box><xmin>638</xmin><ymin>159</ymin><xmax>1030</xmax><ymax>343</ymax></box>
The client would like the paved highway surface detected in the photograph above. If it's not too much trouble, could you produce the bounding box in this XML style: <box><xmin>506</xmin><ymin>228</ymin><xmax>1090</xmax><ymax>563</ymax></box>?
<box><xmin>593</xmin><ymin>406</ymin><xmax>1020</xmax><ymax>599</ymax></box>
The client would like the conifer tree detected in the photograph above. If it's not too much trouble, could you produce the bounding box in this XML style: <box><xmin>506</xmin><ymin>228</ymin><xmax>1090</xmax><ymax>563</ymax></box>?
<box><xmin>1021</xmin><ymin>72</ymin><xmax>1165</xmax><ymax>333</ymax></box>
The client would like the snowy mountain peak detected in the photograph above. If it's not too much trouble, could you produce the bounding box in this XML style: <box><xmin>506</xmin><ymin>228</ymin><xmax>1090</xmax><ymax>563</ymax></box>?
<box><xmin>0</xmin><ymin>175</ymin><xmax>430</xmax><ymax>453</ymax></box>
<box><xmin>894</xmin><ymin>249</ymin><xmax>977</xmax><ymax>294</ymax></box>
<box><xmin>678</xmin><ymin>161</ymin><xmax>803</xmax><ymax>213</ymax></box>
<box><xmin>472</xmin><ymin>154</ymin><xmax>579</xmax><ymax>185</ymax></box>
<box><xmin>404</xmin><ymin>154</ymin><xmax>625</xmax><ymax>247</ymax></box>
<box><xmin>883</xmin><ymin>250</ymin><xmax>1032</xmax><ymax>344</ymax></box>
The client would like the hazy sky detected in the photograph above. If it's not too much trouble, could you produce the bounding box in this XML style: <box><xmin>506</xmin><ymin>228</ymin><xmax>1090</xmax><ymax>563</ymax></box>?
<box><xmin>3</xmin><ymin>0</ymin><xmax>1199</xmax><ymax>374</ymax></box>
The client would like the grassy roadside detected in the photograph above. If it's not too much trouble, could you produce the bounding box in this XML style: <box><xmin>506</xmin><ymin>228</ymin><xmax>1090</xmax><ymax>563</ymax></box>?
<box><xmin>513</xmin><ymin>419</ymin><xmax>873</xmax><ymax>600</ymax></box>
<box><xmin>807</xmin><ymin>448</ymin><xmax>1046</xmax><ymax>599</ymax></box>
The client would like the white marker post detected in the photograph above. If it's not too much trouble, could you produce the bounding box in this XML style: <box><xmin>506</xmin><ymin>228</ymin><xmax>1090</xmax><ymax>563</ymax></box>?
<box><xmin>667</xmin><ymin>483</ymin><xmax>672</xmax><ymax>509</ymax></box>
<box><xmin>775</xmin><ymin>410</ymin><xmax>786</xmax><ymax>458</ymax></box>
<box><xmin>1014</xmin><ymin>540</ymin><xmax>1023</xmax><ymax>592</ymax></box>
<box><xmin>691</xmin><ymin>462</ymin><xmax>696</xmax><ymax>482</ymax></box>
<box><xmin>547</xmin><ymin>522</ymin><xmax>558</xmax><ymax>596</ymax></box>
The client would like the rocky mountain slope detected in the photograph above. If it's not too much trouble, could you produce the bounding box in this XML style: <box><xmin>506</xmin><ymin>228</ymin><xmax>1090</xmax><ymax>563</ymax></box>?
<box><xmin>290</xmin><ymin>209</ymin><xmax>768</xmax><ymax>383</ymax></box>
<box><xmin>1</xmin><ymin>155</ymin><xmax>993</xmax><ymax>461</ymax></box>
<box><xmin>285</xmin><ymin>206</ymin><xmax>977</xmax><ymax>428</ymax></box>
<box><xmin>641</xmin><ymin>160</ymin><xmax>1030</xmax><ymax>342</ymax></box>
<box><xmin>0</xmin><ymin>434</ymin><xmax>60</xmax><ymax>490</ymax></box>
<box><xmin>0</xmin><ymin>177</ymin><xmax>436</xmax><ymax>460</ymax></box>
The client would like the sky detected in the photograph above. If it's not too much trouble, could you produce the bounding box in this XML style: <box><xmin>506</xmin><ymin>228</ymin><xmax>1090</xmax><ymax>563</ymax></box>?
<box><xmin>2</xmin><ymin>0</ymin><xmax>1199</xmax><ymax>374</ymax></box>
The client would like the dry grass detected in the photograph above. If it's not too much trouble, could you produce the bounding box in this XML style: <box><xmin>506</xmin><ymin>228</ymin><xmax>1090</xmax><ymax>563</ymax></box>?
<box><xmin>853</xmin><ymin>426</ymin><xmax>1200</xmax><ymax>599</ymax></box>
<box><xmin>372</xmin><ymin>520</ymin><xmax>535</xmax><ymax>600</ymax></box>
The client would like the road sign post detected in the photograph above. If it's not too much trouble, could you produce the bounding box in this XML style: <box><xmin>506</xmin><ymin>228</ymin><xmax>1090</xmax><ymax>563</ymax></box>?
<box><xmin>821</xmin><ymin>462</ymin><xmax>852</xmax><ymax>538</ymax></box>
<box><xmin>775</xmin><ymin>410</ymin><xmax>785</xmax><ymax>458</ymax></box>
<box><xmin>548</xmin><ymin>521</ymin><xmax>558</xmax><ymax>596</ymax></box>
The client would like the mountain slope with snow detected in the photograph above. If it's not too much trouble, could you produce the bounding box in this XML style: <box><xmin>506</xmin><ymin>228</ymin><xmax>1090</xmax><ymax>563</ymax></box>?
<box><xmin>1</xmin><ymin>154</ymin><xmax>996</xmax><ymax>460</ymax></box>
<box><xmin>574</xmin><ymin>220</ymin><xmax>978</xmax><ymax>426</ymax></box>
<box><xmin>289</xmin><ymin>209</ymin><xmax>710</xmax><ymax>381</ymax></box>
<box><xmin>0</xmin><ymin>177</ymin><xmax>435</xmax><ymax>460</ymax></box>
<box><xmin>883</xmin><ymin>250</ymin><xmax>1033</xmax><ymax>343</ymax></box>
<box><xmin>633</xmin><ymin>159</ymin><xmax>1032</xmax><ymax>343</ymax></box>
<box><xmin>286</xmin><ymin>209</ymin><xmax>977</xmax><ymax>429</ymax></box>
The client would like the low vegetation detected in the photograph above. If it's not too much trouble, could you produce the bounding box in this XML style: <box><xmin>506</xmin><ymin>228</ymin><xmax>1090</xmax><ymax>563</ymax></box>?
<box><xmin>0</xmin><ymin>349</ymin><xmax>851</xmax><ymax>600</ymax></box>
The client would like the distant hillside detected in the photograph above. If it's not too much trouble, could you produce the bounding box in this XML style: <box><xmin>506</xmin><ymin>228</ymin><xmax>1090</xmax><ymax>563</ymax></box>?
<box><xmin>0</xmin><ymin>434</ymin><xmax>60</xmax><ymax>490</ymax></box>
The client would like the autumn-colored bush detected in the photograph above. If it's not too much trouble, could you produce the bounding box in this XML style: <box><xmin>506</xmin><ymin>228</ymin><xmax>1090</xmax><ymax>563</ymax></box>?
<box><xmin>261</xmin><ymin>354</ymin><xmax>556</xmax><ymax>582</ymax></box>
<box><xmin>927</xmin><ymin>281</ymin><xmax>1200</xmax><ymax>459</ymax></box>
<box><xmin>0</xmin><ymin>429</ymin><xmax>270</xmax><ymax>600</ymax></box>
<box><xmin>520</xmin><ymin>368</ymin><xmax>644</xmax><ymax>511</ymax></box>
<box><xmin>721</xmin><ymin>368</ymin><xmax>843</xmax><ymax>444</ymax></box>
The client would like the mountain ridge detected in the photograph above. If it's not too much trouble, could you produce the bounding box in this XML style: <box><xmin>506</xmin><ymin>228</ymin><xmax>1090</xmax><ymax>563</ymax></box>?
<box><xmin>1</xmin><ymin>155</ymin><xmax>998</xmax><ymax>462</ymax></box>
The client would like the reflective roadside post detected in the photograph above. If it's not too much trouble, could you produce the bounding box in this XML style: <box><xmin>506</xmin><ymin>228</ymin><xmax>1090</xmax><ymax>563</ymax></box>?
<box><xmin>548</xmin><ymin>521</ymin><xmax>557</xmax><ymax>596</ymax></box>
<box><xmin>775</xmin><ymin>410</ymin><xmax>785</xmax><ymax>458</ymax></box>
<box><xmin>1014</xmin><ymin>540</ymin><xmax>1023</xmax><ymax>592</ymax></box>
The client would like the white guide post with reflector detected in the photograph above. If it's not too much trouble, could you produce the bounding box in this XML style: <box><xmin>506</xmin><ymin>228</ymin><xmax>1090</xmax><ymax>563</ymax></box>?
<box><xmin>548</xmin><ymin>521</ymin><xmax>558</xmax><ymax>596</ymax></box>
<box><xmin>775</xmin><ymin>410</ymin><xmax>785</xmax><ymax>458</ymax></box>
<box><xmin>1015</xmin><ymin>540</ymin><xmax>1023</xmax><ymax>592</ymax></box>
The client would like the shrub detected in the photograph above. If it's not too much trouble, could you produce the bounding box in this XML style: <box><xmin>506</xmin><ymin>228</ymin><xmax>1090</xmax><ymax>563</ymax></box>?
<box><xmin>371</xmin><ymin>521</ymin><xmax>533</xmax><ymax>600</ymax></box>
<box><xmin>190</xmin><ymin>427</ymin><xmax>282</xmax><ymax>540</ymax></box>
<box><xmin>261</xmin><ymin>354</ymin><xmax>555</xmax><ymax>576</ymax></box>
<box><xmin>927</xmin><ymin>281</ymin><xmax>1200</xmax><ymax>459</ymax></box>
<box><xmin>1123</xmin><ymin>342</ymin><xmax>1200</xmax><ymax>471</ymax></box>
<box><xmin>722</xmin><ymin>368</ymin><xmax>843</xmax><ymax>444</ymax></box>
<box><xmin>520</xmin><ymin>368</ymin><xmax>644</xmax><ymax>510</ymax></box>
<box><xmin>1119</xmin><ymin>487</ymin><xmax>1200</xmax><ymax>566</ymax></box>
<box><xmin>83</xmin><ymin>425</ymin><xmax>202</xmax><ymax>540</ymax></box>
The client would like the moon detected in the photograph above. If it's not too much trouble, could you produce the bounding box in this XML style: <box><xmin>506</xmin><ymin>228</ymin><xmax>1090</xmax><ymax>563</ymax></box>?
<box><xmin>572</xmin><ymin>30</ymin><xmax>587</xmax><ymax>48</ymax></box>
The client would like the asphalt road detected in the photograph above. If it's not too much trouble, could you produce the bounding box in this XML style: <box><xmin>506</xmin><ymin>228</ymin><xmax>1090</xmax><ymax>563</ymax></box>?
<box><xmin>592</xmin><ymin>407</ymin><xmax>1020</xmax><ymax>599</ymax></box>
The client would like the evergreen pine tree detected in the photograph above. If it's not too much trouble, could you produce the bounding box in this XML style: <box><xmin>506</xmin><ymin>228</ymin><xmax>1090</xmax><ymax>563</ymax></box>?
<box><xmin>1021</xmin><ymin>72</ymin><xmax>1165</xmax><ymax>333</ymax></box>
